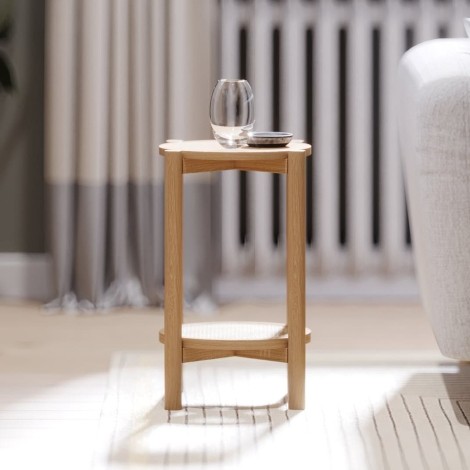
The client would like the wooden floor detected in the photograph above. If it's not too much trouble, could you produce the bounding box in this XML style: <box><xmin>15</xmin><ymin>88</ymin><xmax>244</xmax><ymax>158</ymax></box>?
<box><xmin>0</xmin><ymin>300</ymin><xmax>438</xmax><ymax>469</ymax></box>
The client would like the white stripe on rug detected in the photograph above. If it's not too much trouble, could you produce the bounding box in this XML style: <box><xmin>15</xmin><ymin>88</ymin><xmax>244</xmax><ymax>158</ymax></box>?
<box><xmin>93</xmin><ymin>352</ymin><xmax>470</xmax><ymax>470</ymax></box>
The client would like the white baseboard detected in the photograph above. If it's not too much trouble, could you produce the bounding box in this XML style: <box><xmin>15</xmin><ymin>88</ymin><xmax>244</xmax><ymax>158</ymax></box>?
<box><xmin>215</xmin><ymin>275</ymin><xmax>420</xmax><ymax>303</ymax></box>
<box><xmin>0</xmin><ymin>253</ymin><xmax>53</xmax><ymax>301</ymax></box>
<box><xmin>0</xmin><ymin>256</ymin><xmax>421</xmax><ymax>304</ymax></box>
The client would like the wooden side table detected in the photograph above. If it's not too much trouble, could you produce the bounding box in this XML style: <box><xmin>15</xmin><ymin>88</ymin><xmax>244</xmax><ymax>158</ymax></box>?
<box><xmin>159</xmin><ymin>140</ymin><xmax>312</xmax><ymax>410</ymax></box>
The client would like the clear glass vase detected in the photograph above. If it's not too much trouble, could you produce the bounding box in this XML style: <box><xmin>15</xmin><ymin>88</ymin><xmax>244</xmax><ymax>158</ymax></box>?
<box><xmin>209</xmin><ymin>79</ymin><xmax>254</xmax><ymax>149</ymax></box>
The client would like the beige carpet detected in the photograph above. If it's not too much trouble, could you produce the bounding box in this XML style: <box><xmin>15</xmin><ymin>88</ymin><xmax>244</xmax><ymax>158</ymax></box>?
<box><xmin>93</xmin><ymin>351</ymin><xmax>470</xmax><ymax>470</ymax></box>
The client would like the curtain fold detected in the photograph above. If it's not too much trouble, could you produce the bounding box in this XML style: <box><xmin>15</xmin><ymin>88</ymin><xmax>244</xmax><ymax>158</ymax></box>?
<box><xmin>44</xmin><ymin>0</ymin><xmax>215</xmax><ymax>311</ymax></box>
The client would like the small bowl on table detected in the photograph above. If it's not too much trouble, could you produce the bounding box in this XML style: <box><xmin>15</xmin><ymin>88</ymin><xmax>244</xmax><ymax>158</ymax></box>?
<box><xmin>247</xmin><ymin>131</ymin><xmax>293</xmax><ymax>148</ymax></box>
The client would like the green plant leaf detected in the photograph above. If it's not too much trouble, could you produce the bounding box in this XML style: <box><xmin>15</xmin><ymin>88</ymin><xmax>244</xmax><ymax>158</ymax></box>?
<box><xmin>0</xmin><ymin>17</ymin><xmax>12</xmax><ymax>40</ymax></box>
<box><xmin>0</xmin><ymin>51</ymin><xmax>15</xmax><ymax>92</ymax></box>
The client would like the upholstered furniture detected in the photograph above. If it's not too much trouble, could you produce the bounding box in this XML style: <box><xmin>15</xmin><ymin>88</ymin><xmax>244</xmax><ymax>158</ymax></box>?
<box><xmin>398</xmin><ymin>38</ymin><xmax>470</xmax><ymax>360</ymax></box>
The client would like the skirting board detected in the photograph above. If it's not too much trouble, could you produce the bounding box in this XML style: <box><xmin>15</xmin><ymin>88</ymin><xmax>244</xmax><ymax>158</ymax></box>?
<box><xmin>0</xmin><ymin>255</ymin><xmax>420</xmax><ymax>303</ymax></box>
<box><xmin>0</xmin><ymin>253</ymin><xmax>53</xmax><ymax>301</ymax></box>
<box><xmin>214</xmin><ymin>275</ymin><xmax>420</xmax><ymax>302</ymax></box>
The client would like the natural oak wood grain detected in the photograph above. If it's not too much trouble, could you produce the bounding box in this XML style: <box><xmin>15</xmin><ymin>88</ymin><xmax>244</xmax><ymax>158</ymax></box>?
<box><xmin>182</xmin><ymin>158</ymin><xmax>287</xmax><ymax>174</ymax></box>
<box><xmin>159</xmin><ymin>139</ymin><xmax>311</xmax><ymax>161</ymax></box>
<box><xmin>182</xmin><ymin>348</ymin><xmax>289</xmax><ymax>363</ymax></box>
<box><xmin>164</xmin><ymin>151</ymin><xmax>183</xmax><ymax>410</ymax></box>
<box><xmin>159</xmin><ymin>321</ymin><xmax>311</xmax><ymax>351</ymax></box>
<box><xmin>160</xmin><ymin>139</ymin><xmax>311</xmax><ymax>411</ymax></box>
<box><xmin>287</xmin><ymin>152</ymin><xmax>307</xmax><ymax>410</ymax></box>
<box><xmin>235</xmin><ymin>158</ymin><xmax>287</xmax><ymax>173</ymax></box>
<box><xmin>183</xmin><ymin>159</ymin><xmax>236</xmax><ymax>173</ymax></box>
<box><xmin>183</xmin><ymin>349</ymin><xmax>235</xmax><ymax>363</ymax></box>
<box><xmin>235</xmin><ymin>348</ymin><xmax>288</xmax><ymax>362</ymax></box>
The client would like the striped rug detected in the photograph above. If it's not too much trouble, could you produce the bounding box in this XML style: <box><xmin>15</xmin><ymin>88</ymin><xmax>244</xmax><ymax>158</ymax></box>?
<box><xmin>93</xmin><ymin>352</ymin><xmax>470</xmax><ymax>470</ymax></box>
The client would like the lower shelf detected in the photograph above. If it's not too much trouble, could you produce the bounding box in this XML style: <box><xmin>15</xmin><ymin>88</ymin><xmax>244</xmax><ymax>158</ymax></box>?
<box><xmin>158</xmin><ymin>321</ymin><xmax>311</xmax><ymax>351</ymax></box>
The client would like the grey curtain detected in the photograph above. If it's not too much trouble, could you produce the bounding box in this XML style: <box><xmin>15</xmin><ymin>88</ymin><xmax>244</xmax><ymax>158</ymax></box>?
<box><xmin>44</xmin><ymin>0</ymin><xmax>214</xmax><ymax>311</ymax></box>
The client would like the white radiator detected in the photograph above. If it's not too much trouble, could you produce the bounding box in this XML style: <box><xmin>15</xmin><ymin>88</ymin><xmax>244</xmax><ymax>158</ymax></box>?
<box><xmin>218</xmin><ymin>0</ymin><xmax>470</xmax><ymax>280</ymax></box>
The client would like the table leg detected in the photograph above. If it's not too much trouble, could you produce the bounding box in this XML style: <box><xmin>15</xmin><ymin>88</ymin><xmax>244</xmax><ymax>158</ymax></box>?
<box><xmin>287</xmin><ymin>153</ymin><xmax>306</xmax><ymax>410</ymax></box>
<box><xmin>164</xmin><ymin>151</ymin><xmax>183</xmax><ymax>410</ymax></box>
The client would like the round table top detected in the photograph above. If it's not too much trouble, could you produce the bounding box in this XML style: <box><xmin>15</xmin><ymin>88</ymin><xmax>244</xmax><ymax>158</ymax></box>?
<box><xmin>159</xmin><ymin>139</ymin><xmax>311</xmax><ymax>160</ymax></box>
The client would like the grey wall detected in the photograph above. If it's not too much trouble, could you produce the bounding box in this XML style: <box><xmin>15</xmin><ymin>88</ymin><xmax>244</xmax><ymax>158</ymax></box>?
<box><xmin>0</xmin><ymin>0</ymin><xmax>45</xmax><ymax>252</ymax></box>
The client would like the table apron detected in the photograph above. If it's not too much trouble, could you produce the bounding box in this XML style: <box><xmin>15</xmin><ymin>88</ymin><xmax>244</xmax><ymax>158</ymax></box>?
<box><xmin>182</xmin><ymin>157</ymin><xmax>287</xmax><ymax>174</ymax></box>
